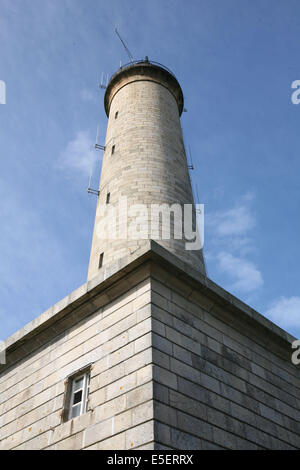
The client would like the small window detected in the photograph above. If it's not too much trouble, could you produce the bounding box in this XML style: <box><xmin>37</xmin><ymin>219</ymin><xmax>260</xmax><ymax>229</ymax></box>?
<box><xmin>62</xmin><ymin>368</ymin><xmax>91</xmax><ymax>422</ymax></box>
<box><xmin>98</xmin><ymin>252</ymin><xmax>104</xmax><ymax>269</ymax></box>
<box><xmin>115</xmin><ymin>111</ymin><xmax>118</xmax><ymax>119</ymax></box>
<box><xmin>106</xmin><ymin>192</ymin><xmax>110</xmax><ymax>204</ymax></box>
<box><xmin>111</xmin><ymin>145</ymin><xmax>115</xmax><ymax>155</ymax></box>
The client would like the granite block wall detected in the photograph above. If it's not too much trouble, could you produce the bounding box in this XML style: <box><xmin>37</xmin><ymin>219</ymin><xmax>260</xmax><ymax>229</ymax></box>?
<box><xmin>149</xmin><ymin>274</ymin><xmax>300</xmax><ymax>450</ymax></box>
<box><xmin>1</xmin><ymin>250</ymin><xmax>299</xmax><ymax>450</ymax></box>
<box><xmin>0</xmin><ymin>277</ymin><xmax>157</xmax><ymax>450</ymax></box>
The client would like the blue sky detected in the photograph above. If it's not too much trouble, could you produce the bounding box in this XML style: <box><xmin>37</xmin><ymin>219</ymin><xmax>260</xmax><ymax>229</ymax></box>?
<box><xmin>1</xmin><ymin>0</ymin><xmax>300</xmax><ymax>341</ymax></box>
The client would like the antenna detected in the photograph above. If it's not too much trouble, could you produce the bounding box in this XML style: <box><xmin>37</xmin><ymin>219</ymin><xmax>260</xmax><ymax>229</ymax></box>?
<box><xmin>195</xmin><ymin>183</ymin><xmax>201</xmax><ymax>206</ymax></box>
<box><xmin>87</xmin><ymin>187</ymin><xmax>100</xmax><ymax>197</ymax></box>
<box><xmin>115</xmin><ymin>27</ymin><xmax>134</xmax><ymax>64</ymax></box>
<box><xmin>188</xmin><ymin>145</ymin><xmax>194</xmax><ymax>170</ymax></box>
<box><xmin>195</xmin><ymin>183</ymin><xmax>203</xmax><ymax>216</ymax></box>
<box><xmin>94</xmin><ymin>125</ymin><xmax>105</xmax><ymax>151</ymax></box>
<box><xmin>193</xmin><ymin>181</ymin><xmax>207</xmax><ymax>276</ymax></box>
<box><xmin>88</xmin><ymin>166</ymin><xmax>92</xmax><ymax>189</ymax></box>
<box><xmin>99</xmin><ymin>72</ymin><xmax>104</xmax><ymax>89</ymax></box>
<box><xmin>99</xmin><ymin>72</ymin><xmax>108</xmax><ymax>90</ymax></box>
<box><xmin>87</xmin><ymin>125</ymin><xmax>105</xmax><ymax>196</ymax></box>
<box><xmin>87</xmin><ymin>164</ymin><xmax>100</xmax><ymax>197</ymax></box>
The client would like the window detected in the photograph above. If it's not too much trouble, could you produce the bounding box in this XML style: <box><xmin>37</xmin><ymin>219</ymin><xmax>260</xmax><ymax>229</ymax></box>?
<box><xmin>106</xmin><ymin>192</ymin><xmax>110</xmax><ymax>204</ymax></box>
<box><xmin>111</xmin><ymin>145</ymin><xmax>115</xmax><ymax>155</ymax></box>
<box><xmin>98</xmin><ymin>252</ymin><xmax>104</xmax><ymax>268</ymax></box>
<box><xmin>63</xmin><ymin>368</ymin><xmax>91</xmax><ymax>422</ymax></box>
<box><xmin>115</xmin><ymin>111</ymin><xmax>118</xmax><ymax>119</ymax></box>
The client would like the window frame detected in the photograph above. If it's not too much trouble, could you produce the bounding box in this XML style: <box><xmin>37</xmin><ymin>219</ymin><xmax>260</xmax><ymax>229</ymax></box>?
<box><xmin>68</xmin><ymin>371</ymin><xmax>90</xmax><ymax>421</ymax></box>
<box><xmin>62</xmin><ymin>367</ymin><xmax>91</xmax><ymax>422</ymax></box>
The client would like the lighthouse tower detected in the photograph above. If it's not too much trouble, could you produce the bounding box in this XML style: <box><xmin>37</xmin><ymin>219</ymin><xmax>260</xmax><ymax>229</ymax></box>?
<box><xmin>88</xmin><ymin>59</ymin><xmax>206</xmax><ymax>280</ymax></box>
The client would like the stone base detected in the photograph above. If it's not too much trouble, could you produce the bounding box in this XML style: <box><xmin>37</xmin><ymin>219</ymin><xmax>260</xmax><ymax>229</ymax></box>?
<box><xmin>0</xmin><ymin>241</ymin><xmax>299</xmax><ymax>449</ymax></box>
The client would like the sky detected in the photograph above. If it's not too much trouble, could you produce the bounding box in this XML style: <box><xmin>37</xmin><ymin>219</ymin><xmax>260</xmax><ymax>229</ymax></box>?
<box><xmin>1</xmin><ymin>0</ymin><xmax>300</xmax><ymax>341</ymax></box>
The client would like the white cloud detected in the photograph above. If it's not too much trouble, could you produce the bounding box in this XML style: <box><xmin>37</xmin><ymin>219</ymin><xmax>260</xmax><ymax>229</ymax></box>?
<box><xmin>266</xmin><ymin>297</ymin><xmax>300</xmax><ymax>330</ymax></box>
<box><xmin>207</xmin><ymin>193</ymin><xmax>255</xmax><ymax>237</ymax></box>
<box><xmin>206</xmin><ymin>193</ymin><xmax>263</xmax><ymax>295</ymax></box>
<box><xmin>217</xmin><ymin>252</ymin><xmax>263</xmax><ymax>293</ymax></box>
<box><xmin>0</xmin><ymin>178</ymin><xmax>70</xmax><ymax>339</ymax></box>
<box><xmin>211</xmin><ymin>205</ymin><xmax>255</xmax><ymax>237</ymax></box>
<box><xmin>58</xmin><ymin>130</ymin><xmax>96</xmax><ymax>177</ymax></box>
<box><xmin>225</xmin><ymin>236</ymin><xmax>254</xmax><ymax>256</ymax></box>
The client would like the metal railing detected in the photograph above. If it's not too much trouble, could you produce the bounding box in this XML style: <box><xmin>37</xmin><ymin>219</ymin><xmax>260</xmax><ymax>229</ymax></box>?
<box><xmin>108</xmin><ymin>59</ymin><xmax>178</xmax><ymax>84</ymax></box>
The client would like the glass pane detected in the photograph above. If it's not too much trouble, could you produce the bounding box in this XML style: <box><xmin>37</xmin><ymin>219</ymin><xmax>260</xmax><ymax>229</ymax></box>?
<box><xmin>71</xmin><ymin>404</ymin><xmax>81</xmax><ymax>419</ymax></box>
<box><xmin>74</xmin><ymin>377</ymin><xmax>84</xmax><ymax>391</ymax></box>
<box><xmin>73</xmin><ymin>390</ymin><xmax>82</xmax><ymax>405</ymax></box>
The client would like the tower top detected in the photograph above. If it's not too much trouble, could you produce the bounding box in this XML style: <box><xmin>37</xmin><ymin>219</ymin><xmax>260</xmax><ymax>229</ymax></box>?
<box><xmin>104</xmin><ymin>59</ymin><xmax>184</xmax><ymax>117</ymax></box>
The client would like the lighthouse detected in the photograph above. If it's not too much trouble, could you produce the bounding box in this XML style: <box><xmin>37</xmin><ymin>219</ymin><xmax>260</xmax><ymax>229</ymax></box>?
<box><xmin>0</xmin><ymin>59</ymin><xmax>299</xmax><ymax>451</ymax></box>
<box><xmin>88</xmin><ymin>59</ymin><xmax>206</xmax><ymax>281</ymax></box>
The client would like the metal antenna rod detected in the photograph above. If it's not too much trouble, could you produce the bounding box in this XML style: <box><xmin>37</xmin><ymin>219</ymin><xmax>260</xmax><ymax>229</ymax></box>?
<box><xmin>188</xmin><ymin>145</ymin><xmax>194</xmax><ymax>170</ymax></box>
<box><xmin>94</xmin><ymin>124</ymin><xmax>105</xmax><ymax>151</ymax></box>
<box><xmin>196</xmin><ymin>183</ymin><xmax>201</xmax><ymax>205</ymax></box>
<box><xmin>99</xmin><ymin>72</ymin><xmax>109</xmax><ymax>90</ymax></box>
<box><xmin>115</xmin><ymin>27</ymin><xmax>134</xmax><ymax>64</ymax></box>
<box><xmin>87</xmin><ymin>164</ymin><xmax>100</xmax><ymax>196</ymax></box>
<box><xmin>88</xmin><ymin>166</ymin><xmax>92</xmax><ymax>190</ymax></box>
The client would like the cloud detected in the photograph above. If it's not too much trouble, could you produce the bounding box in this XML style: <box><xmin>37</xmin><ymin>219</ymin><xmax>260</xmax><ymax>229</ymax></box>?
<box><xmin>206</xmin><ymin>193</ymin><xmax>263</xmax><ymax>295</ymax></box>
<box><xmin>0</xmin><ymin>178</ymin><xmax>70</xmax><ymax>339</ymax></box>
<box><xmin>207</xmin><ymin>192</ymin><xmax>255</xmax><ymax>238</ymax></box>
<box><xmin>58</xmin><ymin>130</ymin><xmax>96</xmax><ymax>177</ymax></box>
<box><xmin>217</xmin><ymin>252</ymin><xmax>263</xmax><ymax>293</ymax></box>
<box><xmin>266</xmin><ymin>297</ymin><xmax>300</xmax><ymax>330</ymax></box>
<box><xmin>208</xmin><ymin>204</ymin><xmax>255</xmax><ymax>237</ymax></box>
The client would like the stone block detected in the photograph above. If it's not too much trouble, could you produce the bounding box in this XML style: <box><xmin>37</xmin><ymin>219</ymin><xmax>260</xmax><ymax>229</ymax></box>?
<box><xmin>84</xmin><ymin>417</ymin><xmax>113</xmax><ymax>448</ymax></box>
<box><xmin>125</xmin><ymin>421</ymin><xmax>154</xmax><ymax>449</ymax></box>
<box><xmin>153</xmin><ymin>365</ymin><xmax>177</xmax><ymax>389</ymax></box>
<box><xmin>132</xmin><ymin>401</ymin><xmax>154</xmax><ymax>426</ymax></box>
<box><xmin>134</xmin><ymin>332</ymin><xmax>151</xmax><ymax>354</ymax></box>
<box><xmin>126</xmin><ymin>382</ymin><xmax>153</xmax><ymax>409</ymax></box>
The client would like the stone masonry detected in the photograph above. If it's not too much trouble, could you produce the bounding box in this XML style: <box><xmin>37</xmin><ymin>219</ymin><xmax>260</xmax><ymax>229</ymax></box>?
<box><xmin>0</xmin><ymin>242</ymin><xmax>299</xmax><ymax>449</ymax></box>
<box><xmin>87</xmin><ymin>61</ymin><xmax>206</xmax><ymax>280</ymax></box>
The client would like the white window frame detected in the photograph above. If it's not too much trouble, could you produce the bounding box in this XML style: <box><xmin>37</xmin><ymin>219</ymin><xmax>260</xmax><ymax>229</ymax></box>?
<box><xmin>68</xmin><ymin>371</ymin><xmax>90</xmax><ymax>421</ymax></box>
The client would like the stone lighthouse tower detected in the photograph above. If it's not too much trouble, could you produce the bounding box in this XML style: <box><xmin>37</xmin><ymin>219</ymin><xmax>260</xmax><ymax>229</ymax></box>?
<box><xmin>1</xmin><ymin>59</ymin><xmax>299</xmax><ymax>451</ymax></box>
<box><xmin>88</xmin><ymin>59</ymin><xmax>206</xmax><ymax>280</ymax></box>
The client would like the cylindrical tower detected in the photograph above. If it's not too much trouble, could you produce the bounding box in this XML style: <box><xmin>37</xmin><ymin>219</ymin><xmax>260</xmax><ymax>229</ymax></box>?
<box><xmin>87</xmin><ymin>59</ymin><xmax>205</xmax><ymax>280</ymax></box>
